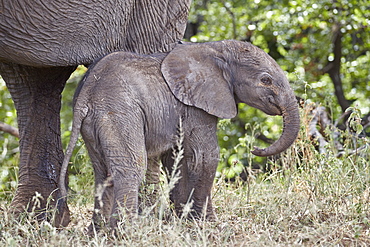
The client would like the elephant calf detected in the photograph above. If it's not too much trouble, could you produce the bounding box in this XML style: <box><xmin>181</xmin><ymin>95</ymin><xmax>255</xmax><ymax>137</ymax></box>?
<box><xmin>59</xmin><ymin>40</ymin><xmax>300</xmax><ymax>229</ymax></box>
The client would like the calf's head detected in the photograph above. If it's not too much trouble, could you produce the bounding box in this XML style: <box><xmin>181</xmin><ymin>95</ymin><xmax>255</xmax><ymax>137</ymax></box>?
<box><xmin>161</xmin><ymin>40</ymin><xmax>300</xmax><ymax>156</ymax></box>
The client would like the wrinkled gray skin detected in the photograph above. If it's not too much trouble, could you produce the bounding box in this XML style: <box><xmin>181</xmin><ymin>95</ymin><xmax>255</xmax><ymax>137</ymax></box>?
<box><xmin>0</xmin><ymin>0</ymin><xmax>191</xmax><ymax>226</ymax></box>
<box><xmin>60</xmin><ymin>40</ymin><xmax>300</xmax><ymax>229</ymax></box>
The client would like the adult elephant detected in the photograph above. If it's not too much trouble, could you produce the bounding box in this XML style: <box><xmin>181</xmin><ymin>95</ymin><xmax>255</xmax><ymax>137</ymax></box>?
<box><xmin>0</xmin><ymin>0</ymin><xmax>191</xmax><ymax>227</ymax></box>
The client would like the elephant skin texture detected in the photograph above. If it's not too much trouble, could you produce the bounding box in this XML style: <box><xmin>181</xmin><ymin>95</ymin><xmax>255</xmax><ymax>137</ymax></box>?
<box><xmin>0</xmin><ymin>0</ymin><xmax>191</xmax><ymax>226</ymax></box>
<box><xmin>59</xmin><ymin>40</ymin><xmax>300</xmax><ymax>229</ymax></box>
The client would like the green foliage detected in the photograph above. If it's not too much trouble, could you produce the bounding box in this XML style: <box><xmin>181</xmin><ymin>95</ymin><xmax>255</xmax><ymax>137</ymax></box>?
<box><xmin>0</xmin><ymin>78</ymin><xmax>18</xmax><ymax>200</ymax></box>
<box><xmin>60</xmin><ymin>66</ymin><xmax>87</xmax><ymax>149</ymax></box>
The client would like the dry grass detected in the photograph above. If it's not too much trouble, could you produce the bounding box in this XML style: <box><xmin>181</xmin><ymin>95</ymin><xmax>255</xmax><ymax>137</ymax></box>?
<box><xmin>1</xmin><ymin>160</ymin><xmax>369</xmax><ymax>246</ymax></box>
<box><xmin>1</xmin><ymin>107</ymin><xmax>369</xmax><ymax>246</ymax></box>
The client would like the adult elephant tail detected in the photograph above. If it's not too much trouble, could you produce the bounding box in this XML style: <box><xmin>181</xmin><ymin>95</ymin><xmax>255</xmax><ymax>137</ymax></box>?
<box><xmin>251</xmin><ymin>100</ymin><xmax>300</xmax><ymax>157</ymax></box>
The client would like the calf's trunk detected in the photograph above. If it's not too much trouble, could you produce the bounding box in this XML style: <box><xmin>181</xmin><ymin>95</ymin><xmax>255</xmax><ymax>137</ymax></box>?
<box><xmin>252</xmin><ymin>101</ymin><xmax>300</xmax><ymax>157</ymax></box>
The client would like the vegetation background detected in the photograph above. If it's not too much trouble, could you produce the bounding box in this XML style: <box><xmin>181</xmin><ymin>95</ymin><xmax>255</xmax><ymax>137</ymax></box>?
<box><xmin>1</xmin><ymin>0</ymin><xmax>369</xmax><ymax>245</ymax></box>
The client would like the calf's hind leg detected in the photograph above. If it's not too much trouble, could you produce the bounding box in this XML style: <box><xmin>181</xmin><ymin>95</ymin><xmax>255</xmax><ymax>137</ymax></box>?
<box><xmin>83</xmin><ymin>140</ymin><xmax>114</xmax><ymax>232</ymax></box>
<box><xmin>95</xmin><ymin>114</ymin><xmax>147</xmax><ymax>228</ymax></box>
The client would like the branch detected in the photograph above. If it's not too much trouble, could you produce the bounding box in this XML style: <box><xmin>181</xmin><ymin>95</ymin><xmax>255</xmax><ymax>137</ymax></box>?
<box><xmin>325</xmin><ymin>23</ymin><xmax>351</xmax><ymax>112</ymax></box>
<box><xmin>0</xmin><ymin>122</ymin><xmax>19</xmax><ymax>138</ymax></box>
<box><xmin>255</xmin><ymin>133</ymin><xmax>274</xmax><ymax>145</ymax></box>
<box><xmin>308</xmin><ymin>106</ymin><xmax>330</xmax><ymax>154</ymax></box>
<box><xmin>305</xmin><ymin>103</ymin><xmax>345</xmax><ymax>155</ymax></box>
<box><xmin>361</xmin><ymin>112</ymin><xmax>370</xmax><ymax>130</ymax></box>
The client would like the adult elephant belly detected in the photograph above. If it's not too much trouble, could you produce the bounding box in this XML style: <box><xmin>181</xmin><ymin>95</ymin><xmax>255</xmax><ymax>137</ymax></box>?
<box><xmin>0</xmin><ymin>0</ymin><xmax>188</xmax><ymax>67</ymax></box>
<box><xmin>0</xmin><ymin>0</ymin><xmax>191</xmax><ymax>227</ymax></box>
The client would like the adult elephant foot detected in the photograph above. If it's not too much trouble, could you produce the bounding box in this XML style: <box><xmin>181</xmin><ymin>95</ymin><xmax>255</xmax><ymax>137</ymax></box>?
<box><xmin>10</xmin><ymin>183</ymin><xmax>70</xmax><ymax>226</ymax></box>
<box><xmin>0</xmin><ymin>63</ymin><xmax>76</xmax><ymax>227</ymax></box>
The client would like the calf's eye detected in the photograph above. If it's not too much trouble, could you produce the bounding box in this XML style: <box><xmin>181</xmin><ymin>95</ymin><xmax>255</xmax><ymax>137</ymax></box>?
<box><xmin>261</xmin><ymin>76</ymin><xmax>272</xmax><ymax>85</ymax></box>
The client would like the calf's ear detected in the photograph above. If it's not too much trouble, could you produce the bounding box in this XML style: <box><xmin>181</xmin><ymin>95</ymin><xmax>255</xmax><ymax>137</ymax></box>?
<box><xmin>161</xmin><ymin>43</ymin><xmax>237</xmax><ymax>119</ymax></box>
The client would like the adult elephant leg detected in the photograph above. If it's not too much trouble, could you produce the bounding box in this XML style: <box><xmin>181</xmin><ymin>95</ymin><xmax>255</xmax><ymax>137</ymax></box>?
<box><xmin>0</xmin><ymin>63</ymin><xmax>76</xmax><ymax>226</ymax></box>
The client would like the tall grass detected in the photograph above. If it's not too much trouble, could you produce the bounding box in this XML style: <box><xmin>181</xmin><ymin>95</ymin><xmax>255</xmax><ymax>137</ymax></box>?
<box><xmin>1</xmin><ymin>104</ymin><xmax>369</xmax><ymax>246</ymax></box>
